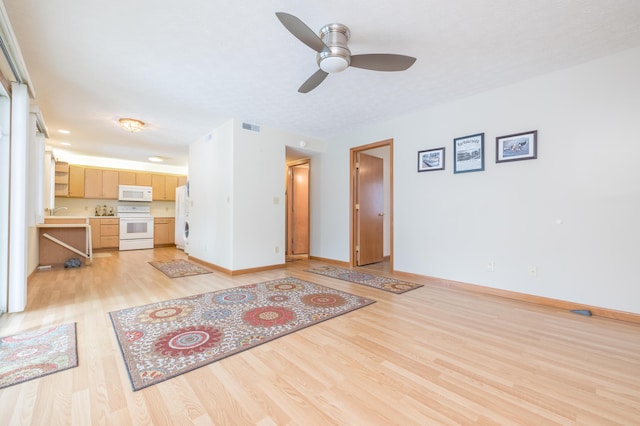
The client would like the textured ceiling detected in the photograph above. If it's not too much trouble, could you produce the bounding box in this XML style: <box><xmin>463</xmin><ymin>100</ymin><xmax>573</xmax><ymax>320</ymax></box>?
<box><xmin>3</xmin><ymin>0</ymin><xmax>640</xmax><ymax>167</ymax></box>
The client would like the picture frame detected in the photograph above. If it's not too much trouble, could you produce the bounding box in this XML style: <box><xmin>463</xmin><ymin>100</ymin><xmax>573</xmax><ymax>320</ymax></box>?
<box><xmin>496</xmin><ymin>130</ymin><xmax>537</xmax><ymax>163</ymax></box>
<box><xmin>453</xmin><ymin>133</ymin><xmax>484</xmax><ymax>174</ymax></box>
<box><xmin>417</xmin><ymin>147</ymin><xmax>445</xmax><ymax>172</ymax></box>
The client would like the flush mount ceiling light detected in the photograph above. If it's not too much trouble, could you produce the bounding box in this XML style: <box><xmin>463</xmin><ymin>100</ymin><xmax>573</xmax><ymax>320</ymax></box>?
<box><xmin>119</xmin><ymin>118</ymin><xmax>145</xmax><ymax>133</ymax></box>
<box><xmin>148</xmin><ymin>156</ymin><xmax>163</xmax><ymax>163</ymax></box>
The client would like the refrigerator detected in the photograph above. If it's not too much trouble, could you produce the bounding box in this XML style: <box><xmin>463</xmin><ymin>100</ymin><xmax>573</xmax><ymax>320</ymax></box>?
<box><xmin>175</xmin><ymin>185</ymin><xmax>187</xmax><ymax>250</ymax></box>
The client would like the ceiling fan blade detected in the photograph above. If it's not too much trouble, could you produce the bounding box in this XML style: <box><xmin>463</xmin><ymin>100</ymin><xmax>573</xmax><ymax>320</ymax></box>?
<box><xmin>298</xmin><ymin>69</ymin><xmax>329</xmax><ymax>93</ymax></box>
<box><xmin>350</xmin><ymin>54</ymin><xmax>417</xmax><ymax>71</ymax></box>
<box><xmin>276</xmin><ymin>12</ymin><xmax>328</xmax><ymax>53</ymax></box>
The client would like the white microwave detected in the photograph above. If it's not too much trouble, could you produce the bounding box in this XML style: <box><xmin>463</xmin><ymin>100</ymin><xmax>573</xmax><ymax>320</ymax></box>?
<box><xmin>118</xmin><ymin>185</ymin><xmax>153</xmax><ymax>202</ymax></box>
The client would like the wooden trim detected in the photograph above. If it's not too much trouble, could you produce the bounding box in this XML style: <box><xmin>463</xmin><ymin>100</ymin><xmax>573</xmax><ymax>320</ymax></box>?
<box><xmin>187</xmin><ymin>255</ymin><xmax>285</xmax><ymax>276</ymax></box>
<box><xmin>308</xmin><ymin>256</ymin><xmax>350</xmax><ymax>268</ymax></box>
<box><xmin>392</xmin><ymin>268</ymin><xmax>640</xmax><ymax>324</ymax></box>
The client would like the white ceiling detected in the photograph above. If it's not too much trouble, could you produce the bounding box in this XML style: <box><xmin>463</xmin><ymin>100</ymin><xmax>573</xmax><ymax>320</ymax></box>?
<box><xmin>4</xmin><ymin>0</ymin><xmax>640</xmax><ymax>167</ymax></box>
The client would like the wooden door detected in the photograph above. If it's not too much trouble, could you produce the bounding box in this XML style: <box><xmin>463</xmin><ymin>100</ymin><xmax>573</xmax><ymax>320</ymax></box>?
<box><xmin>356</xmin><ymin>152</ymin><xmax>384</xmax><ymax>266</ymax></box>
<box><xmin>288</xmin><ymin>163</ymin><xmax>309</xmax><ymax>255</ymax></box>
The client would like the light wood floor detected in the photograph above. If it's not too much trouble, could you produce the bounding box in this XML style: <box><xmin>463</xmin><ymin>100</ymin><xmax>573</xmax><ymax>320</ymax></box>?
<box><xmin>1</xmin><ymin>247</ymin><xmax>639</xmax><ymax>425</ymax></box>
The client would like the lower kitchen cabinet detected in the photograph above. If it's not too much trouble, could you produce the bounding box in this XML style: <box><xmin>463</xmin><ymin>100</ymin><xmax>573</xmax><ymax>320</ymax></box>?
<box><xmin>89</xmin><ymin>218</ymin><xmax>120</xmax><ymax>249</ymax></box>
<box><xmin>154</xmin><ymin>217</ymin><xmax>175</xmax><ymax>246</ymax></box>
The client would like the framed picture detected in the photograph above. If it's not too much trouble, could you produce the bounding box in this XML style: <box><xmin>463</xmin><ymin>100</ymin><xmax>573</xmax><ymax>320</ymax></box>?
<box><xmin>453</xmin><ymin>133</ymin><xmax>484</xmax><ymax>173</ymax></box>
<box><xmin>417</xmin><ymin>147</ymin><xmax>445</xmax><ymax>172</ymax></box>
<box><xmin>496</xmin><ymin>130</ymin><xmax>537</xmax><ymax>163</ymax></box>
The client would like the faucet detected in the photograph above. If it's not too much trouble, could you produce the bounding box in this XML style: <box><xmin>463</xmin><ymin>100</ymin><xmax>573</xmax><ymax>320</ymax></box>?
<box><xmin>51</xmin><ymin>207</ymin><xmax>68</xmax><ymax>216</ymax></box>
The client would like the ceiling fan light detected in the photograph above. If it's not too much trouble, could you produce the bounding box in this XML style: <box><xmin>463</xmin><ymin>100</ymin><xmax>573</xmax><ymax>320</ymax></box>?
<box><xmin>320</xmin><ymin>56</ymin><xmax>349</xmax><ymax>73</ymax></box>
<box><xmin>119</xmin><ymin>118</ymin><xmax>145</xmax><ymax>133</ymax></box>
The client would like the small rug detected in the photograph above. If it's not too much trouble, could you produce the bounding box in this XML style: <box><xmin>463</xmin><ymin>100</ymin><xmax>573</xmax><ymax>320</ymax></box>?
<box><xmin>110</xmin><ymin>277</ymin><xmax>374</xmax><ymax>391</ymax></box>
<box><xmin>306</xmin><ymin>266</ymin><xmax>423</xmax><ymax>294</ymax></box>
<box><xmin>149</xmin><ymin>259</ymin><xmax>212</xmax><ymax>278</ymax></box>
<box><xmin>0</xmin><ymin>323</ymin><xmax>78</xmax><ymax>389</ymax></box>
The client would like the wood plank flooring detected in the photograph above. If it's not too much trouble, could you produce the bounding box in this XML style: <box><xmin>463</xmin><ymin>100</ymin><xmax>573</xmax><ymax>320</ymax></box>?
<box><xmin>1</xmin><ymin>247</ymin><xmax>639</xmax><ymax>425</ymax></box>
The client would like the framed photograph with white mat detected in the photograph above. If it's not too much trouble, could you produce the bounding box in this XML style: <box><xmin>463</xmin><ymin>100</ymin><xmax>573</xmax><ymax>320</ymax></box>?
<box><xmin>417</xmin><ymin>147</ymin><xmax>445</xmax><ymax>172</ymax></box>
<box><xmin>453</xmin><ymin>133</ymin><xmax>484</xmax><ymax>174</ymax></box>
<box><xmin>496</xmin><ymin>130</ymin><xmax>538</xmax><ymax>163</ymax></box>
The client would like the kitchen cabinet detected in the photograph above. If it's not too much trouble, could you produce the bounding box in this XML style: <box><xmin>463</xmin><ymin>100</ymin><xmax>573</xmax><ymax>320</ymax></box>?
<box><xmin>136</xmin><ymin>173</ymin><xmax>152</xmax><ymax>186</ymax></box>
<box><xmin>68</xmin><ymin>165</ymin><xmax>85</xmax><ymax>197</ymax></box>
<box><xmin>90</xmin><ymin>218</ymin><xmax>119</xmax><ymax>249</ymax></box>
<box><xmin>154</xmin><ymin>217</ymin><xmax>175</xmax><ymax>246</ymax></box>
<box><xmin>152</xmin><ymin>174</ymin><xmax>179</xmax><ymax>201</ymax></box>
<box><xmin>119</xmin><ymin>171</ymin><xmax>152</xmax><ymax>186</ymax></box>
<box><xmin>85</xmin><ymin>169</ymin><xmax>119</xmax><ymax>199</ymax></box>
<box><xmin>54</xmin><ymin>162</ymin><xmax>69</xmax><ymax>196</ymax></box>
<box><xmin>118</xmin><ymin>171</ymin><xmax>136</xmax><ymax>185</ymax></box>
<box><xmin>178</xmin><ymin>175</ymin><xmax>187</xmax><ymax>187</ymax></box>
<box><xmin>54</xmin><ymin>163</ymin><xmax>85</xmax><ymax>197</ymax></box>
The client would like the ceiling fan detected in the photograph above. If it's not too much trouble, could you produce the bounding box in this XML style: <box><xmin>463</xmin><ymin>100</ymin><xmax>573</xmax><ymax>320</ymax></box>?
<box><xmin>276</xmin><ymin>12</ymin><xmax>417</xmax><ymax>93</ymax></box>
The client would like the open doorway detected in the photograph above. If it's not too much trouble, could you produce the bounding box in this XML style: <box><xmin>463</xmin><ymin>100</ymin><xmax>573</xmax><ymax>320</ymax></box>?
<box><xmin>350</xmin><ymin>139</ymin><xmax>393</xmax><ymax>270</ymax></box>
<box><xmin>286</xmin><ymin>159</ymin><xmax>310</xmax><ymax>261</ymax></box>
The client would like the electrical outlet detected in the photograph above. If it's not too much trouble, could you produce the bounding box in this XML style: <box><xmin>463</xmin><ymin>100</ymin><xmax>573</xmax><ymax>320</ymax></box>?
<box><xmin>528</xmin><ymin>266</ymin><xmax>537</xmax><ymax>278</ymax></box>
<box><xmin>487</xmin><ymin>261</ymin><xmax>495</xmax><ymax>272</ymax></box>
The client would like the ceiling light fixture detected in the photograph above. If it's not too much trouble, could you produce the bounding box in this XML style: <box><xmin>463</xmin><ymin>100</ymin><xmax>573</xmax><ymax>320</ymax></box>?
<box><xmin>60</xmin><ymin>142</ymin><xmax>71</xmax><ymax>146</ymax></box>
<box><xmin>119</xmin><ymin>118</ymin><xmax>145</xmax><ymax>133</ymax></box>
<box><xmin>58</xmin><ymin>129</ymin><xmax>71</xmax><ymax>134</ymax></box>
<box><xmin>148</xmin><ymin>156</ymin><xmax>163</xmax><ymax>163</ymax></box>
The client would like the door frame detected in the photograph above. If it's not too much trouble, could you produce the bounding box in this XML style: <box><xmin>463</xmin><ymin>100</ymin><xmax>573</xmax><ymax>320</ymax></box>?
<box><xmin>350</xmin><ymin>139</ymin><xmax>393</xmax><ymax>269</ymax></box>
<box><xmin>286</xmin><ymin>158</ymin><xmax>310</xmax><ymax>256</ymax></box>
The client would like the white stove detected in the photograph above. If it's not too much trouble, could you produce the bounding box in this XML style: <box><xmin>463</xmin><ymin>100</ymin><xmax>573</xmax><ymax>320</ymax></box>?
<box><xmin>117</xmin><ymin>206</ymin><xmax>154</xmax><ymax>251</ymax></box>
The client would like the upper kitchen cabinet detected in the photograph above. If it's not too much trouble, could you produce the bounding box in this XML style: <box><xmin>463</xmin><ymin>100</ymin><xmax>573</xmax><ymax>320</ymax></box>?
<box><xmin>151</xmin><ymin>174</ymin><xmax>179</xmax><ymax>201</ymax></box>
<box><xmin>119</xmin><ymin>171</ymin><xmax>152</xmax><ymax>186</ymax></box>
<box><xmin>54</xmin><ymin>163</ymin><xmax>85</xmax><ymax>197</ymax></box>
<box><xmin>178</xmin><ymin>176</ymin><xmax>187</xmax><ymax>187</ymax></box>
<box><xmin>118</xmin><ymin>171</ymin><xmax>136</xmax><ymax>185</ymax></box>
<box><xmin>85</xmin><ymin>168</ymin><xmax>119</xmax><ymax>199</ymax></box>
<box><xmin>67</xmin><ymin>165</ymin><xmax>85</xmax><ymax>197</ymax></box>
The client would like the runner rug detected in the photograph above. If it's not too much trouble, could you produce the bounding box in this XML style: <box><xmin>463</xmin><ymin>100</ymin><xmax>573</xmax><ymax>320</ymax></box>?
<box><xmin>306</xmin><ymin>266</ymin><xmax>423</xmax><ymax>294</ymax></box>
<box><xmin>0</xmin><ymin>323</ymin><xmax>78</xmax><ymax>389</ymax></box>
<box><xmin>149</xmin><ymin>259</ymin><xmax>212</xmax><ymax>278</ymax></box>
<box><xmin>109</xmin><ymin>277</ymin><xmax>375</xmax><ymax>391</ymax></box>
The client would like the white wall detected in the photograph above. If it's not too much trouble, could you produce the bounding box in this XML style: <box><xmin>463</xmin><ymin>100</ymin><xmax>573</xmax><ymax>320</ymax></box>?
<box><xmin>315</xmin><ymin>47</ymin><xmax>640</xmax><ymax>314</ymax></box>
<box><xmin>188</xmin><ymin>119</ymin><xmax>235</xmax><ymax>270</ymax></box>
<box><xmin>189</xmin><ymin>119</ymin><xmax>323</xmax><ymax>271</ymax></box>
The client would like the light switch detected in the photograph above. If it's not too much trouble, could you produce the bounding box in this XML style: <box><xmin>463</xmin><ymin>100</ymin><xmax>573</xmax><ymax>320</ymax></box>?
<box><xmin>273</xmin><ymin>196</ymin><xmax>279</xmax><ymax>205</ymax></box>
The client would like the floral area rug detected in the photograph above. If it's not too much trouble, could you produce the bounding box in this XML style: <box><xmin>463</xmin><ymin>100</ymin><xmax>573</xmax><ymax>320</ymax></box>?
<box><xmin>306</xmin><ymin>266</ymin><xmax>423</xmax><ymax>294</ymax></box>
<box><xmin>149</xmin><ymin>259</ymin><xmax>212</xmax><ymax>278</ymax></box>
<box><xmin>0</xmin><ymin>323</ymin><xmax>78</xmax><ymax>389</ymax></box>
<box><xmin>109</xmin><ymin>277</ymin><xmax>375</xmax><ymax>391</ymax></box>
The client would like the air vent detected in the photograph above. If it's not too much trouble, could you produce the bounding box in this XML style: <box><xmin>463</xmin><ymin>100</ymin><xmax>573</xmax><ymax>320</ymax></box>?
<box><xmin>242</xmin><ymin>122</ymin><xmax>261</xmax><ymax>132</ymax></box>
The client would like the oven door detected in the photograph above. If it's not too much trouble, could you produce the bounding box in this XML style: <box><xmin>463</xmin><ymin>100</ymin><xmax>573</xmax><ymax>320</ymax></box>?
<box><xmin>119</xmin><ymin>217</ymin><xmax>154</xmax><ymax>240</ymax></box>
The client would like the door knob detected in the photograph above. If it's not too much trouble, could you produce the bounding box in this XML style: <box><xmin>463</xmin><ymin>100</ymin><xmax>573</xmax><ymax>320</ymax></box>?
<box><xmin>378</xmin><ymin>213</ymin><xmax>384</xmax><ymax>216</ymax></box>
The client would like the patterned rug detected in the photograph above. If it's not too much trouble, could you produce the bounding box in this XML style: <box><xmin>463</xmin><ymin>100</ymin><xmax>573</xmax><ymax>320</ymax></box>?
<box><xmin>109</xmin><ymin>277</ymin><xmax>375</xmax><ymax>391</ymax></box>
<box><xmin>306</xmin><ymin>266</ymin><xmax>423</xmax><ymax>294</ymax></box>
<box><xmin>0</xmin><ymin>323</ymin><xmax>78</xmax><ymax>389</ymax></box>
<box><xmin>149</xmin><ymin>259</ymin><xmax>212</xmax><ymax>278</ymax></box>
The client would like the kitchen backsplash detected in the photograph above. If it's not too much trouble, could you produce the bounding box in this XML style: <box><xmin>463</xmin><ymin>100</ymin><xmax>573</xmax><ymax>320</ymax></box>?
<box><xmin>53</xmin><ymin>197</ymin><xmax>176</xmax><ymax>217</ymax></box>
